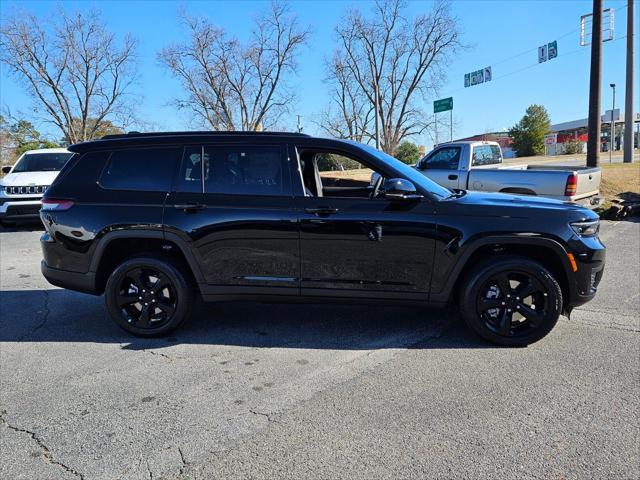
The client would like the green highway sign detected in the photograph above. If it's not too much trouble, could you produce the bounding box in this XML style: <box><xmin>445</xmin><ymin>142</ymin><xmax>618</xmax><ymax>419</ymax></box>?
<box><xmin>433</xmin><ymin>97</ymin><xmax>453</xmax><ymax>113</ymax></box>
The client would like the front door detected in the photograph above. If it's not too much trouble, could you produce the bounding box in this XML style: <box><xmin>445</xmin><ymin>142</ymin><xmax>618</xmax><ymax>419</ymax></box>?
<box><xmin>415</xmin><ymin>145</ymin><xmax>462</xmax><ymax>189</ymax></box>
<box><xmin>294</xmin><ymin>147</ymin><xmax>437</xmax><ymax>299</ymax></box>
<box><xmin>163</xmin><ymin>143</ymin><xmax>299</xmax><ymax>294</ymax></box>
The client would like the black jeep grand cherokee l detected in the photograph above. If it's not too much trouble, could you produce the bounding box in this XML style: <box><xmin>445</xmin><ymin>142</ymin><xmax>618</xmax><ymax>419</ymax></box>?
<box><xmin>40</xmin><ymin>131</ymin><xmax>605</xmax><ymax>346</ymax></box>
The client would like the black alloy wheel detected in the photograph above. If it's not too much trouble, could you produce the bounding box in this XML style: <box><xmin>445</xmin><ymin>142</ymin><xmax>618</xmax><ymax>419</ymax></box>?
<box><xmin>116</xmin><ymin>267</ymin><xmax>176</xmax><ymax>329</ymax></box>
<box><xmin>105</xmin><ymin>256</ymin><xmax>193</xmax><ymax>337</ymax></box>
<box><xmin>460</xmin><ymin>257</ymin><xmax>562</xmax><ymax>346</ymax></box>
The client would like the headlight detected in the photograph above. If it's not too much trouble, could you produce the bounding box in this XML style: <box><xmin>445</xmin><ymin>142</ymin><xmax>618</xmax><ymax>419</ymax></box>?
<box><xmin>570</xmin><ymin>219</ymin><xmax>600</xmax><ymax>237</ymax></box>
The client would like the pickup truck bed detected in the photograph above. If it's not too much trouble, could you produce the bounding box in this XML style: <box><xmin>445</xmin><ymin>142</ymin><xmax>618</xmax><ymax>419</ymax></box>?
<box><xmin>414</xmin><ymin>141</ymin><xmax>602</xmax><ymax>206</ymax></box>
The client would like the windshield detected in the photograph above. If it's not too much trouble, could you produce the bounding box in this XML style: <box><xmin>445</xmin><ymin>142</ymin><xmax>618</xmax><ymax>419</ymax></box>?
<box><xmin>354</xmin><ymin>142</ymin><xmax>453</xmax><ymax>199</ymax></box>
<box><xmin>12</xmin><ymin>152</ymin><xmax>73</xmax><ymax>173</ymax></box>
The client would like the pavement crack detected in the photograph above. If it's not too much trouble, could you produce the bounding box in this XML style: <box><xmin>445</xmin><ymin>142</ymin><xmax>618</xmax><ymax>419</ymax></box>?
<box><xmin>249</xmin><ymin>408</ymin><xmax>279</xmax><ymax>423</ymax></box>
<box><xmin>18</xmin><ymin>289</ymin><xmax>51</xmax><ymax>341</ymax></box>
<box><xmin>178</xmin><ymin>447</ymin><xmax>187</xmax><ymax>475</ymax></box>
<box><xmin>0</xmin><ymin>410</ymin><xmax>83</xmax><ymax>479</ymax></box>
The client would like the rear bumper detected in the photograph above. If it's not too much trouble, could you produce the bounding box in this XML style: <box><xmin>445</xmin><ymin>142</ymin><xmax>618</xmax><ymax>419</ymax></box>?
<box><xmin>41</xmin><ymin>260</ymin><xmax>98</xmax><ymax>295</ymax></box>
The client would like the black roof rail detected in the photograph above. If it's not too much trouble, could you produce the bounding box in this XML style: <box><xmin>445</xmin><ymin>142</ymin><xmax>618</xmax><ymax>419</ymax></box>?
<box><xmin>100</xmin><ymin>131</ymin><xmax>310</xmax><ymax>140</ymax></box>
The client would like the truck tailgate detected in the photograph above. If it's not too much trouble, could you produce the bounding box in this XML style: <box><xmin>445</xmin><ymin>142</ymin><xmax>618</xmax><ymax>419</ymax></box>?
<box><xmin>576</xmin><ymin>168</ymin><xmax>601</xmax><ymax>198</ymax></box>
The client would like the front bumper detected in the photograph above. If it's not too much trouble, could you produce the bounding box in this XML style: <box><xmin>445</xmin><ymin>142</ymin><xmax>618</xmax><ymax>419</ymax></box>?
<box><xmin>566</xmin><ymin>238</ymin><xmax>606</xmax><ymax>309</ymax></box>
<box><xmin>0</xmin><ymin>196</ymin><xmax>43</xmax><ymax>220</ymax></box>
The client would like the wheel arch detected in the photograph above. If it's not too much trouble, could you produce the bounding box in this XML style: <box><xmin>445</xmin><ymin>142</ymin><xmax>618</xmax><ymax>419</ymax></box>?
<box><xmin>499</xmin><ymin>187</ymin><xmax>537</xmax><ymax>196</ymax></box>
<box><xmin>90</xmin><ymin>230</ymin><xmax>205</xmax><ymax>294</ymax></box>
<box><xmin>433</xmin><ymin>236</ymin><xmax>574</xmax><ymax>310</ymax></box>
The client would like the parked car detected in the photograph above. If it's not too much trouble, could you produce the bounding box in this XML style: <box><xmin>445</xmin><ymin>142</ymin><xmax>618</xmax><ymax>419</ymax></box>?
<box><xmin>373</xmin><ymin>141</ymin><xmax>602</xmax><ymax>206</ymax></box>
<box><xmin>0</xmin><ymin>148</ymin><xmax>73</xmax><ymax>225</ymax></box>
<box><xmin>39</xmin><ymin>132</ymin><xmax>605</xmax><ymax>346</ymax></box>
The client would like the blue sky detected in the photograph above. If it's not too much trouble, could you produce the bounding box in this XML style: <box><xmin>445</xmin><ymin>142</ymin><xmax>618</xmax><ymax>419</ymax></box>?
<box><xmin>1</xmin><ymin>0</ymin><xmax>637</xmax><ymax>148</ymax></box>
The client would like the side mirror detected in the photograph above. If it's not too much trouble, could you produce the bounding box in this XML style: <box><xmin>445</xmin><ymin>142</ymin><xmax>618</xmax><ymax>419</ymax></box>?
<box><xmin>1</xmin><ymin>166</ymin><xmax>11</xmax><ymax>174</ymax></box>
<box><xmin>384</xmin><ymin>178</ymin><xmax>423</xmax><ymax>201</ymax></box>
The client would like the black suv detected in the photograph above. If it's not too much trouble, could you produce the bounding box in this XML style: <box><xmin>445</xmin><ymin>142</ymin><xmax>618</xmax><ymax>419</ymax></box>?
<box><xmin>40</xmin><ymin>132</ymin><xmax>605</xmax><ymax>346</ymax></box>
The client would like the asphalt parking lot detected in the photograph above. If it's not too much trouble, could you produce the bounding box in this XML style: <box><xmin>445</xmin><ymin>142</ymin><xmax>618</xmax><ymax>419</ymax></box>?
<box><xmin>1</xmin><ymin>220</ymin><xmax>638</xmax><ymax>480</ymax></box>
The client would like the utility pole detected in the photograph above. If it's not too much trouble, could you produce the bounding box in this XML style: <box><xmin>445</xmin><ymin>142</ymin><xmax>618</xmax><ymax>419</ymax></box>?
<box><xmin>296</xmin><ymin>115</ymin><xmax>303</xmax><ymax>133</ymax></box>
<box><xmin>610</xmin><ymin>83</ymin><xmax>616</xmax><ymax>163</ymax></box>
<box><xmin>623</xmin><ymin>0</ymin><xmax>635</xmax><ymax>163</ymax></box>
<box><xmin>586</xmin><ymin>0</ymin><xmax>603</xmax><ymax>167</ymax></box>
<box><xmin>374</xmin><ymin>83</ymin><xmax>381</xmax><ymax>150</ymax></box>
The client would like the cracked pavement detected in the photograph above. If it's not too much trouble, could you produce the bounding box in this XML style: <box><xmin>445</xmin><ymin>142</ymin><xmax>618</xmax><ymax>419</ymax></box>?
<box><xmin>1</xmin><ymin>220</ymin><xmax>638</xmax><ymax>479</ymax></box>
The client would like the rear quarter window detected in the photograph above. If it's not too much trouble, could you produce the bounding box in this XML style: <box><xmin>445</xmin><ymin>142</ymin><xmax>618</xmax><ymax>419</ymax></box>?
<box><xmin>99</xmin><ymin>148</ymin><xmax>181</xmax><ymax>191</ymax></box>
<box><xmin>472</xmin><ymin>145</ymin><xmax>502</xmax><ymax>166</ymax></box>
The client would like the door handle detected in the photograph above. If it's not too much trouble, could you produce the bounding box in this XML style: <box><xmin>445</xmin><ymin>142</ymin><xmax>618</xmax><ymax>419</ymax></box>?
<box><xmin>448</xmin><ymin>174</ymin><xmax>458</xmax><ymax>180</ymax></box>
<box><xmin>173</xmin><ymin>203</ymin><xmax>205</xmax><ymax>211</ymax></box>
<box><xmin>305</xmin><ymin>207</ymin><xmax>339</xmax><ymax>216</ymax></box>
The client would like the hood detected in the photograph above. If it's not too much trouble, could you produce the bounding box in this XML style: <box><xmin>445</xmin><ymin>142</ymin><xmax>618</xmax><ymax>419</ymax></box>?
<box><xmin>444</xmin><ymin>190</ymin><xmax>598</xmax><ymax>220</ymax></box>
<box><xmin>0</xmin><ymin>170</ymin><xmax>60</xmax><ymax>187</ymax></box>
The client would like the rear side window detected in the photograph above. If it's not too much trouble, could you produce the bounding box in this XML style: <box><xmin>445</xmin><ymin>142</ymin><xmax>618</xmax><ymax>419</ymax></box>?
<box><xmin>472</xmin><ymin>145</ymin><xmax>502</xmax><ymax>166</ymax></box>
<box><xmin>202</xmin><ymin>145</ymin><xmax>287</xmax><ymax>196</ymax></box>
<box><xmin>99</xmin><ymin>148</ymin><xmax>180</xmax><ymax>191</ymax></box>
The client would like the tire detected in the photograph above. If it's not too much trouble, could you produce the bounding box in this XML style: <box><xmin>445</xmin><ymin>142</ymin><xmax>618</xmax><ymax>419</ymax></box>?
<box><xmin>105</xmin><ymin>256</ymin><xmax>194</xmax><ymax>337</ymax></box>
<box><xmin>459</xmin><ymin>256</ymin><xmax>562</xmax><ymax>347</ymax></box>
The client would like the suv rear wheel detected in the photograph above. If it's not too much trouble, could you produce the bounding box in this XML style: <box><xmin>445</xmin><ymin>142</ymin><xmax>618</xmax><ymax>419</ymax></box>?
<box><xmin>460</xmin><ymin>256</ymin><xmax>562</xmax><ymax>346</ymax></box>
<box><xmin>105</xmin><ymin>256</ymin><xmax>193</xmax><ymax>337</ymax></box>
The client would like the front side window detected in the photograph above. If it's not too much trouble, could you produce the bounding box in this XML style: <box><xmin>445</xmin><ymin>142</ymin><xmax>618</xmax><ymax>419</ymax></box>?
<box><xmin>12</xmin><ymin>152</ymin><xmax>73</xmax><ymax>172</ymax></box>
<box><xmin>472</xmin><ymin>145</ymin><xmax>502</xmax><ymax>166</ymax></box>
<box><xmin>99</xmin><ymin>148</ymin><xmax>180</xmax><ymax>191</ymax></box>
<box><xmin>420</xmin><ymin>147</ymin><xmax>461</xmax><ymax>170</ymax></box>
<box><xmin>202</xmin><ymin>145</ymin><xmax>285</xmax><ymax>196</ymax></box>
<box><xmin>298</xmin><ymin>148</ymin><xmax>381</xmax><ymax>199</ymax></box>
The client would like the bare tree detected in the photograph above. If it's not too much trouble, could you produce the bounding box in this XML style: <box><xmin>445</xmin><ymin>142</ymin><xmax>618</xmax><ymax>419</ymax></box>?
<box><xmin>0</xmin><ymin>10</ymin><xmax>138</xmax><ymax>144</ymax></box>
<box><xmin>322</xmin><ymin>0</ymin><xmax>460</xmax><ymax>154</ymax></box>
<box><xmin>319</xmin><ymin>51</ymin><xmax>374</xmax><ymax>142</ymax></box>
<box><xmin>159</xmin><ymin>1</ymin><xmax>309</xmax><ymax>131</ymax></box>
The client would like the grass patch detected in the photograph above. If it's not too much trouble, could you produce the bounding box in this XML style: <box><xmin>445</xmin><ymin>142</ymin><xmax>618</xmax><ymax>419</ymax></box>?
<box><xmin>599</xmin><ymin>163</ymin><xmax>640</xmax><ymax>198</ymax></box>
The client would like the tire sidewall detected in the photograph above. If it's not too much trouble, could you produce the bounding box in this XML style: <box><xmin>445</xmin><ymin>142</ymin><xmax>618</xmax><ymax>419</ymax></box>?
<box><xmin>105</xmin><ymin>256</ymin><xmax>193</xmax><ymax>337</ymax></box>
<box><xmin>460</xmin><ymin>257</ymin><xmax>562</xmax><ymax>346</ymax></box>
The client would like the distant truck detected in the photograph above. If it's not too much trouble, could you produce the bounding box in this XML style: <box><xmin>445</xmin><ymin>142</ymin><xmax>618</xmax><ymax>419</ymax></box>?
<box><xmin>410</xmin><ymin>141</ymin><xmax>602</xmax><ymax>206</ymax></box>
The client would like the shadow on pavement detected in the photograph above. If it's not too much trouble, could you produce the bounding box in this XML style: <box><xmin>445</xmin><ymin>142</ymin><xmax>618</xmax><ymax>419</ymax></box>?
<box><xmin>0</xmin><ymin>288</ymin><xmax>490</xmax><ymax>350</ymax></box>
<box><xmin>0</xmin><ymin>220</ymin><xmax>44</xmax><ymax>232</ymax></box>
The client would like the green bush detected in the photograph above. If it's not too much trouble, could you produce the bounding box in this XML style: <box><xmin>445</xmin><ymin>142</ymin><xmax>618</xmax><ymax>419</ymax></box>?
<box><xmin>394</xmin><ymin>141</ymin><xmax>421</xmax><ymax>165</ymax></box>
<box><xmin>563</xmin><ymin>139</ymin><xmax>584</xmax><ymax>155</ymax></box>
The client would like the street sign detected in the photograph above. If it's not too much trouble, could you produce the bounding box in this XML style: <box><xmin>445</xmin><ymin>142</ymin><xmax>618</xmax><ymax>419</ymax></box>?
<box><xmin>538</xmin><ymin>44</ymin><xmax>548</xmax><ymax>63</ymax></box>
<box><xmin>544</xmin><ymin>133</ymin><xmax>557</xmax><ymax>145</ymax></box>
<box><xmin>548</xmin><ymin>40</ymin><xmax>557</xmax><ymax>59</ymax></box>
<box><xmin>433</xmin><ymin>97</ymin><xmax>453</xmax><ymax>113</ymax></box>
<box><xmin>470</xmin><ymin>69</ymin><xmax>484</xmax><ymax>86</ymax></box>
<box><xmin>484</xmin><ymin>66</ymin><xmax>492</xmax><ymax>82</ymax></box>
<box><xmin>464</xmin><ymin>66</ymin><xmax>491</xmax><ymax>88</ymax></box>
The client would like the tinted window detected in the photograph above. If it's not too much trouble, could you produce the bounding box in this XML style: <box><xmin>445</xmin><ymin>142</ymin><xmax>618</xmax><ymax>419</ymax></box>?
<box><xmin>99</xmin><ymin>148</ymin><xmax>180</xmax><ymax>191</ymax></box>
<box><xmin>203</xmin><ymin>145</ymin><xmax>285</xmax><ymax>196</ymax></box>
<box><xmin>420</xmin><ymin>147</ymin><xmax>460</xmax><ymax>170</ymax></box>
<box><xmin>13</xmin><ymin>152</ymin><xmax>73</xmax><ymax>172</ymax></box>
<box><xmin>472</xmin><ymin>145</ymin><xmax>502</xmax><ymax>166</ymax></box>
<box><xmin>177</xmin><ymin>146</ymin><xmax>203</xmax><ymax>193</ymax></box>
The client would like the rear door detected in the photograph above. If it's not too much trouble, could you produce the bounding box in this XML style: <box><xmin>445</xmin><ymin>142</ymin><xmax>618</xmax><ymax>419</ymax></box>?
<box><xmin>415</xmin><ymin>145</ymin><xmax>462</xmax><ymax>189</ymax></box>
<box><xmin>163</xmin><ymin>142</ymin><xmax>300</xmax><ymax>295</ymax></box>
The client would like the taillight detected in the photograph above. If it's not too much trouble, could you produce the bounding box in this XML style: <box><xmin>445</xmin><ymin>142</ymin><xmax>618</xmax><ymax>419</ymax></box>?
<box><xmin>564</xmin><ymin>173</ymin><xmax>577</xmax><ymax>197</ymax></box>
<box><xmin>41</xmin><ymin>198</ymin><xmax>74</xmax><ymax>211</ymax></box>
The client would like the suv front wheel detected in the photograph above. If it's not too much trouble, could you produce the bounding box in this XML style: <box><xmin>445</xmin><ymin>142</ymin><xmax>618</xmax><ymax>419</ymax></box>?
<box><xmin>460</xmin><ymin>256</ymin><xmax>563</xmax><ymax>346</ymax></box>
<box><xmin>105</xmin><ymin>256</ymin><xmax>193</xmax><ymax>337</ymax></box>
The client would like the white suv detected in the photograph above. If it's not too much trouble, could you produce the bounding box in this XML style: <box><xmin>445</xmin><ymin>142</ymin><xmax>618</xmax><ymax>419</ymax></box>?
<box><xmin>0</xmin><ymin>148</ymin><xmax>73</xmax><ymax>225</ymax></box>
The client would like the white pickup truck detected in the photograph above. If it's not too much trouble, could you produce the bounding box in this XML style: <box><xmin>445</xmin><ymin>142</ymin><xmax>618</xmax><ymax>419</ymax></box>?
<box><xmin>412</xmin><ymin>141</ymin><xmax>602</xmax><ymax>205</ymax></box>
